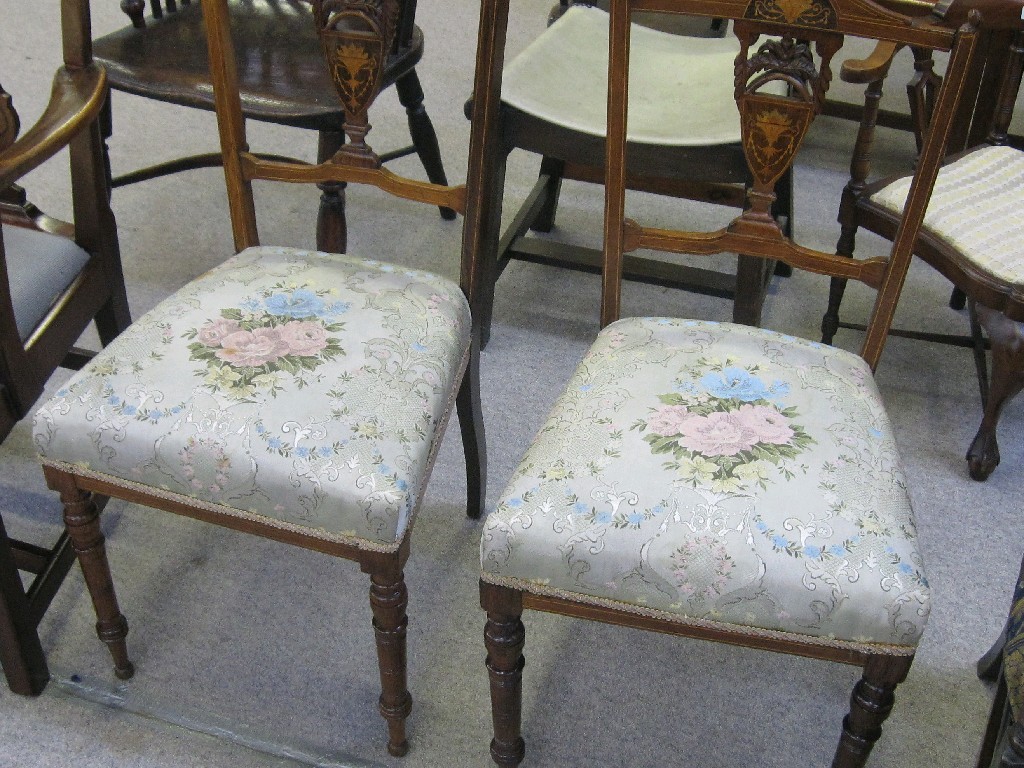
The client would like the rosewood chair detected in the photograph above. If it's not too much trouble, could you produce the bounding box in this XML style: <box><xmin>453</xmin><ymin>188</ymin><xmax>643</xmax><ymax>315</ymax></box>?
<box><xmin>976</xmin><ymin>553</ymin><xmax>1024</xmax><ymax>767</ymax></box>
<box><xmin>819</xmin><ymin>23</ymin><xmax>1024</xmax><ymax>480</ymax></box>
<box><xmin>0</xmin><ymin>0</ymin><xmax>132</xmax><ymax>696</ymax></box>
<box><xmin>472</xmin><ymin>0</ymin><xmax>795</xmax><ymax>346</ymax></box>
<box><xmin>31</xmin><ymin>0</ymin><xmax>484</xmax><ymax>754</ymax></box>
<box><xmin>91</xmin><ymin>0</ymin><xmax>454</xmax><ymax>254</ymax></box>
<box><xmin>464</xmin><ymin>0</ymin><xmax>993</xmax><ymax>763</ymax></box>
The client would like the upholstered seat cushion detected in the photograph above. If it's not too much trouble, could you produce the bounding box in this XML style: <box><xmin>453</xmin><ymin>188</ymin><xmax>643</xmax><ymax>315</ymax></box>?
<box><xmin>871</xmin><ymin>145</ymin><xmax>1024</xmax><ymax>288</ymax></box>
<box><xmin>501</xmin><ymin>5</ymin><xmax>785</xmax><ymax>147</ymax></box>
<box><xmin>33</xmin><ymin>246</ymin><xmax>471</xmax><ymax>551</ymax></box>
<box><xmin>5</xmin><ymin>224</ymin><xmax>92</xmax><ymax>341</ymax></box>
<box><xmin>481</xmin><ymin>318</ymin><xmax>929</xmax><ymax>651</ymax></box>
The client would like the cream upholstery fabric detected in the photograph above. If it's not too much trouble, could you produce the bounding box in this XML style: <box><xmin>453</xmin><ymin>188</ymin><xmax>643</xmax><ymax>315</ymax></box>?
<box><xmin>481</xmin><ymin>318</ymin><xmax>929</xmax><ymax>651</ymax></box>
<box><xmin>871</xmin><ymin>145</ymin><xmax>1024</xmax><ymax>287</ymax></box>
<box><xmin>34</xmin><ymin>246</ymin><xmax>471</xmax><ymax>551</ymax></box>
<box><xmin>501</xmin><ymin>5</ymin><xmax>784</xmax><ymax>147</ymax></box>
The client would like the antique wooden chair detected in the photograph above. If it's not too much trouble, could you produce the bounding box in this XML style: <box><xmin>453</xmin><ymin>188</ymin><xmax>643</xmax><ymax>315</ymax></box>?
<box><xmin>975</xmin><ymin>553</ymin><xmax>1024</xmax><ymax>767</ymax></box>
<box><xmin>31</xmin><ymin>0</ymin><xmax>484</xmax><ymax>754</ymax></box>
<box><xmin>0</xmin><ymin>0</ymin><xmax>132</xmax><ymax>696</ymax></box>
<box><xmin>819</xmin><ymin>23</ymin><xmax>1024</xmax><ymax>480</ymax></box>
<box><xmin>465</xmin><ymin>0</ymin><xmax>993</xmax><ymax>762</ymax></box>
<box><xmin>91</xmin><ymin>0</ymin><xmax>454</xmax><ymax>254</ymax></box>
<box><xmin>471</xmin><ymin>0</ymin><xmax>796</xmax><ymax>346</ymax></box>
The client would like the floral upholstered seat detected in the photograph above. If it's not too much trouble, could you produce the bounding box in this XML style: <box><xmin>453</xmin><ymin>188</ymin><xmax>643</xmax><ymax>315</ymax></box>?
<box><xmin>34</xmin><ymin>245</ymin><xmax>471</xmax><ymax>551</ymax></box>
<box><xmin>481</xmin><ymin>317</ymin><xmax>929</xmax><ymax>650</ymax></box>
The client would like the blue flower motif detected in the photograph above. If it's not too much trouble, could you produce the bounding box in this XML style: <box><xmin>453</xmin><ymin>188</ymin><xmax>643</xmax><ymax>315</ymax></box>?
<box><xmin>108</xmin><ymin>395</ymin><xmax>121</xmax><ymax>405</ymax></box>
<box><xmin>869</xmin><ymin>427</ymin><xmax>884</xmax><ymax>439</ymax></box>
<box><xmin>241</xmin><ymin>297</ymin><xmax>263</xmax><ymax>312</ymax></box>
<box><xmin>580</xmin><ymin>384</ymin><xmax>593</xmax><ymax>392</ymax></box>
<box><xmin>803</xmin><ymin>545</ymin><xmax>822</xmax><ymax>559</ymax></box>
<box><xmin>256</xmin><ymin>423</ymin><xmax>267</xmax><ymax>434</ymax></box>
<box><xmin>772</xmin><ymin>534</ymin><xmax>788</xmax><ymax>549</ymax></box>
<box><xmin>898</xmin><ymin>563</ymin><xmax>914</xmax><ymax>575</ymax></box>
<box><xmin>170</xmin><ymin>406</ymin><xmax>183</xmax><ymax>414</ymax></box>
<box><xmin>828</xmin><ymin>544</ymin><xmax>846</xmax><ymax>557</ymax></box>
<box><xmin>652</xmin><ymin>505</ymin><xmax>665</xmax><ymax>515</ymax></box>
<box><xmin>573</xmin><ymin>501</ymin><xmax>589</xmax><ymax>515</ymax></box>
<box><xmin>318</xmin><ymin>446</ymin><xmax>333</xmax><ymax>458</ymax></box>
<box><xmin>627</xmin><ymin>511</ymin><xmax>644</xmax><ymax>526</ymax></box>
<box><xmin>267</xmin><ymin>437</ymin><xmax>282</xmax><ymax>450</ymax></box>
<box><xmin>396</xmin><ymin>479</ymin><xmax>408</xmax><ymax>491</ymax></box>
<box><xmin>411</xmin><ymin>342</ymin><xmax>427</xmax><ymax>352</ymax></box>
<box><xmin>674</xmin><ymin>381</ymin><xmax>700</xmax><ymax>395</ymax></box>
<box><xmin>56</xmin><ymin>388</ymin><xmax>69</xmax><ymax>397</ymax></box>
<box><xmin>595</xmin><ymin>511</ymin><xmax>613</xmax><ymax>524</ymax></box>
<box><xmin>295</xmin><ymin>446</ymin><xmax>311</xmax><ymax>459</ymax></box>
<box><xmin>380</xmin><ymin>464</ymin><xmax>392</xmax><ymax>475</ymax></box>
<box><xmin>264</xmin><ymin>289</ymin><xmax>325</xmax><ymax>318</ymax></box>
<box><xmin>701</xmin><ymin>367</ymin><xmax>772</xmax><ymax>402</ymax></box>
<box><xmin>507</xmin><ymin>497</ymin><xmax>523</xmax><ymax>508</ymax></box>
<box><xmin>122</xmin><ymin>405</ymin><xmax>137</xmax><ymax>416</ymax></box>
<box><xmin>756</xmin><ymin>521</ymin><xmax>769</xmax><ymax>532</ymax></box>
<box><xmin>147</xmin><ymin>411</ymin><xmax>162</xmax><ymax>423</ymax></box>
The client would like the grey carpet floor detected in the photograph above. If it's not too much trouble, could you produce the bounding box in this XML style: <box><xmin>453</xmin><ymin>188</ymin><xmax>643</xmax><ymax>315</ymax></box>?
<box><xmin>0</xmin><ymin>1</ymin><xmax>1021</xmax><ymax>766</ymax></box>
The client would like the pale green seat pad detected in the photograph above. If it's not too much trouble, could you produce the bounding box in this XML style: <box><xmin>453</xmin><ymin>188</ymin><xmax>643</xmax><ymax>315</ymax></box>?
<box><xmin>33</xmin><ymin>246</ymin><xmax>471</xmax><ymax>551</ymax></box>
<box><xmin>481</xmin><ymin>318</ymin><xmax>929</xmax><ymax>650</ymax></box>
<box><xmin>872</xmin><ymin>144</ymin><xmax>1024</xmax><ymax>287</ymax></box>
<box><xmin>501</xmin><ymin>5</ymin><xmax>784</xmax><ymax>147</ymax></box>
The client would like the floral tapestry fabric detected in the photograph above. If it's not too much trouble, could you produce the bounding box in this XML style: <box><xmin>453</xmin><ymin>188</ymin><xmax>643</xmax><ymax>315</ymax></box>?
<box><xmin>481</xmin><ymin>318</ymin><xmax>929</xmax><ymax>648</ymax></box>
<box><xmin>33</xmin><ymin>246</ymin><xmax>471</xmax><ymax>551</ymax></box>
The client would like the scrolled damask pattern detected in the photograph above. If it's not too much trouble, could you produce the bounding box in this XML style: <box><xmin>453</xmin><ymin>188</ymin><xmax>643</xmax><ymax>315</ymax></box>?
<box><xmin>33</xmin><ymin>246</ymin><xmax>471</xmax><ymax>550</ymax></box>
<box><xmin>481</xmin><ymin>318</ymin><xmax>929</xmax><ymax>648</ymax></box>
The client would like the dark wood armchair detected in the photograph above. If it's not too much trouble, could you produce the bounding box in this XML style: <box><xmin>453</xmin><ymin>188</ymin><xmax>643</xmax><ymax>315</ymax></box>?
<box><xmin>0</xmin><ymin>0</ymin><xmax>131</xmax><ymax>695</ymax></box>
<box><xmin>820</xmin><ymin>21</ymin><xmax>1024</xmax><ymax>480</ymax></box>
<box><xmin>91</xmin><ymin>0</ymin><xmax>455</xmax><ymax>254</ymax></box>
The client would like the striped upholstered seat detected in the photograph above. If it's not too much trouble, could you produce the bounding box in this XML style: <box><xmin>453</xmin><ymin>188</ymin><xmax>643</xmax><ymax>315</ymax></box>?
<box><xmin>871</xmin><ymin>145</ymin><xmax>1024</xmax><ymax>288</ymax></box>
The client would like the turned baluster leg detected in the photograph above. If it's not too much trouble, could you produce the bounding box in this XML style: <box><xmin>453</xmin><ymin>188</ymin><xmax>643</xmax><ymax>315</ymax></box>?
<box><xmin>833</xmin><ymin>654</ymin><xmax>913</xmax><ymax>768</ymax></box>
<box><xmin>368</xmin><ymin>563</ymin><xmax>412</xmax><ymax>757</ymax></box>
<box><xmin>456</xmin><ymin>332</ymin><xmax>486</xmax><ymax>520</ymax></box>
<box><xmin>967</xmin><ymin>305</ymin><xmax>1024</xmax><ymax>481</ymax></box>
<box><xmin>395</xmin><ymin>71</ymin><xmax>456</xmax><ymax>221</ymax></box>
<box><xmin>50</xmin><ymin>470</ymin><xmax>133</xmax><ymax>680</ymax></box>
<box><xmin>481</xmin><ymin>581</ymin><xmax>526</xmax><ymax>767</ymax></box>
<box><xmin>316</xmin><ymin>130</ymin><xmax>347</xmax><ymax>254</ymax></box>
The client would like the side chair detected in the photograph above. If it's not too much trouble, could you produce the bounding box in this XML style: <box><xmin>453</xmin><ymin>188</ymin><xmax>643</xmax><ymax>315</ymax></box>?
<box><xmin>31</xmin><ymin>0</ymin><xmax>484</xmax><ymax>755</ymax></box>
<box><xmin>0</xmin><ymin>0</ymin><xmax>132</xmax><ymax>696</ymax></box>
<box><xmin>471</xmin><ymin>0</ymin><xmax>796</xmax><ymax>346</ymax></box>
<box><xmin>91</xmin><ymin>0</ymin><xmax>455</xmax><ymax>254</ymax></box>
<box><xmin>463</xmin><ymin>0</ymin><xmax>1000</xmax><ymax>763</ymax></box>
<box><xmin>819</xmin><ymin>22</ymin><xmax>1024</xmax><ymax>481</ymax></box>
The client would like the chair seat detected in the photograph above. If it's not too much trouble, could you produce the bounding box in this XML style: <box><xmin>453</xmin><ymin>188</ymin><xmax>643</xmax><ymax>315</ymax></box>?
<box><xmin>33</xmin><ymin>246</ymin><xmax>471</xmax><ymax>551</ymax></box>
<box><xmin>92</xmin><ymin>0</ymin><xmax>424</xmax><ymax>130</ymax></box>
<box><xmin>501</xmin><ymin>5</ymin><xmax>783</xmax><ymax>147</ymax></box>
<box><xmin>6</xmin><ymin>225</ymin><xmax>91</xmax><ymax>341</ymax></box>
<box><xmin>481</xmin><ymin>318</ymin><xmax>929</xmax><ymax>650</ymax></box>
<box><xmin>871</xmin><ymin>145</ymin><xmax>1024</xmax><ymax>288</ymax></box>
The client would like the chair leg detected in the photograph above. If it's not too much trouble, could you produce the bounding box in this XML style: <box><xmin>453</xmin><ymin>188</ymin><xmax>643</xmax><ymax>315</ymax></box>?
<box><xmin>481</xmin><ymin>580</ymin><xmax>526</xmax><ymax>767</ymax></box>
<box><xmin>52</xmin><ymin>471</ymin><xmax>134</xmax><ymax>680</ymax></box>
<box><xmin>0</xmin><ymin>518</ymin><xmax>49</xmax><ymax>695</ymax></box>
<box><xmin>967</xmin><ymin>305</ymin><xmax>1024</xmax><ymax>481</ymax></box>
<box><xmin>316</xmin><ymin>130</ymin><xmax>348</xmax><ymax>254</ymax></box>
<box><xmin>733</xmin><ymin>254</ymin><xmax>770</xmax><ymax>326</ymax></box>
<box><xmin>531</xmin><ymin>157</ymin><xmax>565</xmax><ymax>233</ymax></box>
<box><xmin>368</xmin><ymin>563</ymin><xmax>412</xmax><ymax>757</ymax></box>
<box><xmin>394</xmin><ymin>70</ymin><xmax>456</xmax><ymax>221</ymax></box>
<box><xmin>832</xmin><ymin>654</ymin><xmax>914</xmax><ymax>768</ymax></box>
<box><xmin>456</xmin><ymin>333</ymin><xmax>487</xmax><ymax>520</ymax></box>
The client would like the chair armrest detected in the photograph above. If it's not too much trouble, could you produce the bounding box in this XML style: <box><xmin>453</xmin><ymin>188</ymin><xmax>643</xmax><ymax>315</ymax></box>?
<box><xmin>840</xmin><ymin>40</ymin><xmax>902</xmax><ymax>84</ymax></box>
<box><xmin>0</xmin><ymin>65</ymin><xmax>107</xmax><ymax>192</ymax></box>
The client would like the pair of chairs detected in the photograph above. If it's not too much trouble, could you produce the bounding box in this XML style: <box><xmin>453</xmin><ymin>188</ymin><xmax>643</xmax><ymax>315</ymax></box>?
<box><xmin>1</xmin><ymin>0</ymin><xmax>1013</xmax><ymax>767</ymax></box>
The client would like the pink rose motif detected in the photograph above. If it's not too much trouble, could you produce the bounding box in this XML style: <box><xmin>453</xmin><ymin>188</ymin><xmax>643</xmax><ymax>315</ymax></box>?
<box><xmin>197</xmin><ymin>318</ymin><xmax>242</xmax><ymax>347</ymax></box>
<box><xmin>677</xmin><ymin>411</ymin><xmax>757</xmax><ymax>456</ymax></box>
<box><xmin>278</xmin><ymin>320</ymin><xmax>328</xmax><ymax>356</ymax></box>
<box><xmin>733</xmin><ymin>404</ymin><xmax>794</xmax><ymax>445</ymax></box>
<box><xmin>216</xmin><ymin>327</ymin><xmax>289</xmax><ymax>367</ymax></box>
<box><xmin>647</xmin><ymin>405</ymin><xmax>698</xmax><ymax>436</ymax></box>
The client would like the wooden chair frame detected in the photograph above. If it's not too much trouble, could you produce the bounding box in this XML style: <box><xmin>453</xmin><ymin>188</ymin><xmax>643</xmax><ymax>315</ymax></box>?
<box><xmin>463</xmin><ymin>0</ymin><xmax>991</xmax><ymax>763</ymax></box>
<box><xmin>45</xmin><ymin>0</ymin><xmax>484</xmax><ymax>753</ymax></box>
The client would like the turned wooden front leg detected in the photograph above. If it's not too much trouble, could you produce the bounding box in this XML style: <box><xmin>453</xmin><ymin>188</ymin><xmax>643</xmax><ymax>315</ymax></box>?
<box><xmin>369</xmin><ymin>566</ymin><xmax>412</xmax><ymax>757</ymax></box>
<box><xmin>481</xmin><ymin>581</ymin><xmax>526</xmax><ymax>767</ymax></box>
<box><xmin>833</xmin><ymin>654</ymin><xmax>913</xmax><ymax>768</ymax></box>
<box><xmin>47</xmin><ymin>469</ymin><xmax>134</xmax><ymax>680</ymax></box>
